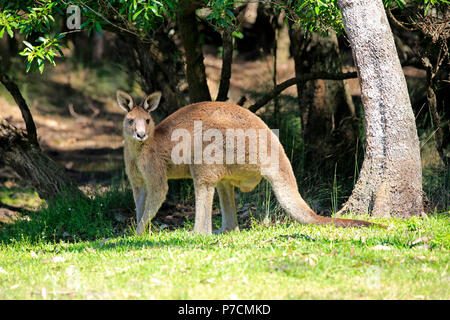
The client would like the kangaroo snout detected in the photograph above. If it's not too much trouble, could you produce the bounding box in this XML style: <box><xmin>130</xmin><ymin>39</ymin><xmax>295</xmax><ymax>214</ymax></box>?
<box><xmin>135</xmin><ymin>131</ymin><xmax>148</xmax><ymax>141</ymax></box>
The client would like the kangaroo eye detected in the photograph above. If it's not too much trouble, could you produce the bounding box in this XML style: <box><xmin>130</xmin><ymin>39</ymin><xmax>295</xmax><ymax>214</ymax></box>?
<box><xmin>146</xmin><ymin>119</ymin><xmax>150</xmax><ymax>124</ymax></box>
<box><xmin>128</xmin><ymin>119</ymin><xmax>134</xmax><ymax>125</ymax></box>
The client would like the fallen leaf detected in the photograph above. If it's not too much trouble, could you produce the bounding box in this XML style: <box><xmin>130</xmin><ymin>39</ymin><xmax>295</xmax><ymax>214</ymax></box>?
<box><xmin>42</xmin><ymin>256</ymin><xmax>66</xmax><ymax>263</ymax></box>
<box><xmin>410</xmin><ymin>236</ymin><xmax>433</xmax><ymax>246</ymax></box>
<box><xmin>415</xmin><ymin>256</ymin><xmax>427</xmax><ymax>261</ymax></box>
<box><xmin>372</xmin><ymin>245</ymin><xmax>392</xmax><ymax>251</ymax></box>
<box><xmin>84</xmin><ymin>247</ymin><xmax>96</xmax><ymax>253</ymax></box>
<box><xmin>200</xmin><ymin>278</ymin><xmax>215</xmax><ymax>284</ymax></box>
<box><xmin>100</xmin><ymin>237</ymin><xmax>112</xmax><ymax>248</ymax></box>
<box><xmin>41</xmin><ymin>287</ymin><xmax>47</xmax><ymax>299</ymax></box>
<box><xmin>150</xmin><ymin>278</ymin><xmax>163</xmax><ymax>285</ymax></box>
<box><xmin>415</xmin><ymin>244</ymin><xmax>430</xmax><ymax>251</ymax></box>
<box><xmin>305</xmin><ymin>254</ymin><xmax>318</xmax><ymax>267</ymax></box>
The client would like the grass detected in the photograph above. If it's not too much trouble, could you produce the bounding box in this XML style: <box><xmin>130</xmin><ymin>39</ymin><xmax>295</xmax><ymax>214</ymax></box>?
<box><xmin>0</xmin><ymin>186</ymin><xmax>44</xmax><ymax>211</ymax></box>
<box><xmin>0</xmin><ymin>185</ymin><xmax>448</xmax><ymax>299</ymax></box>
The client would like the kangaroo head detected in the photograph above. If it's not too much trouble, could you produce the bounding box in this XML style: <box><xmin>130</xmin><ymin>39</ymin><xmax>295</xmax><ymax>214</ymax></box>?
<box><xmin>116</xmin><ymin>90</ymin><xmax>161</xmax><ymax>142</ymax></box>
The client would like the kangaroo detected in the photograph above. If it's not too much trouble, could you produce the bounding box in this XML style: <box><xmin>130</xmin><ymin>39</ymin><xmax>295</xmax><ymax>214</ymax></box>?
<box><xmin>116</xmin><ymin>90</ymin><xmax>377</xmax><ymax>235</ymax></box>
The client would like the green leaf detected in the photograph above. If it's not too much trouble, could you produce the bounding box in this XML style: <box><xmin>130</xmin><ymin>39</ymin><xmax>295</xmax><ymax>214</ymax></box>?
<box><xmin>26</xmin><ymin>61</ymin><xmax>32</xmax><ymax>73</ymax></box>
<box><xmin>132</xmin><ymin>9</ymin><xmax>143</xmax><ymax>20</ymax></box>
<box><xmin>38</xmin><ymin>60</ymin><xmax>44</xmax><ymax>74</ymax></box>
<box><xmin>95</xmin><ymin>21</ymin><xmax>102</xmax><ymax>34</ymax></box>
<box><xmin>23</xmin><ymin>41</ymin><xmax>34</xmax><ymax>50</ymax></box>
<box><xmin>6</xmin><ymin>25</ymin><xmax>13</xmax><ymax>38</ymax></box>
<box><xmin>232</xmin><ymin>31</ymin><xmax>243</xmax><ymax>39</ymax></box>
<box><xmin>19</xmin><ymin>50</ymin><xmax>31</xmax><ymax>56</ymax></box>
<box><xmin>314</xmin><ymin>6</ymin><xmax>320</xmax><ymax>16</ymax></box>
<box><xmin>0</xmin><ymin>27</ymin><xmax>5</xmax><ymax>39</ymax></box>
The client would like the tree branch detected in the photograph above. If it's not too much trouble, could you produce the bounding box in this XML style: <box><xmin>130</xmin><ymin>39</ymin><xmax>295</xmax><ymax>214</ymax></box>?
<box><xmin>248</xmin><ymin>71</ymin><xmax>358</xmax><ymax>113</ymax></box>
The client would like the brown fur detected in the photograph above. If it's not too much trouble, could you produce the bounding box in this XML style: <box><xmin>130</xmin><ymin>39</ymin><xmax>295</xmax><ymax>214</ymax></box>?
<box><xmin>116</xmin><ymin>90</ymin><xmax>380</xmax><ymax>235</ymax></box>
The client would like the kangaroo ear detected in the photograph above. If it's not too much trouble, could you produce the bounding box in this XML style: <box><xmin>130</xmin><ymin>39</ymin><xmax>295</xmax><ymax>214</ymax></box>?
<box><xmin>116</xmin><ymin>90</ymin><xmax>134</xmax><ymax>112</ymax></box>
<box><xmin>143</xmin><ymin>91</ymin><xmax>162</xmax><ymax>113</ymax></box>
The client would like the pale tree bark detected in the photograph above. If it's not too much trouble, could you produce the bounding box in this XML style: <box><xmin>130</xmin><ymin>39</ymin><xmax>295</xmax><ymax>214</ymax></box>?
<box><xmin>336</xmin><ymin>0</ymin><xmax>424</xmax><ymax>218</ymax></box>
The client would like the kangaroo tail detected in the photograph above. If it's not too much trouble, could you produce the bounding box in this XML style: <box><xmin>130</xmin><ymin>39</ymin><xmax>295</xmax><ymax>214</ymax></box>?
<box><xmin>264</xmin><ymin>153</ymin><xmax>384</xmax><ymax>229</ymax></box>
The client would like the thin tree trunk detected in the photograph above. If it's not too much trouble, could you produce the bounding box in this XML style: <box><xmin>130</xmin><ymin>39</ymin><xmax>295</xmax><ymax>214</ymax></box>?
<box><xmin>177</xmin><ymin>1</ymin><xmax>211</xmax><ymax>103</ymax></box>
<box><xmin>288</xmin><ymin>24</ymin><xmax>310</xmax><ymax>133</ymax></box>
<box><xmin>216</xmin><ymin>29</ymin><xmax>233</xmax><ymax>102</ymax></box>
<box><xmin>423</xmin><ymin>50</ymin><xmax>449</xmax><ymax>167</ymax></box>
<box><xmin>272</xmin><ymin>18</ymin><xmax>279</xmax><ymax>126</ymax></box>
<box><xmin>130</xmin><ymin>37</ymin><xmax>184</xmax><ymax>116</ymax></box>
<box><xmin>0</xmin><ymin>73</ymin><xmax>38</xmax><ymax>146</ymax></box>
<box><xmin>288</xmin><ymin>26</ymin><xmax>357</xmax><ymax>158</ymax></box>
<box><xmin>336</xmin><ymin>0</ymin><xmax>424</xmax><ymax>218</ymax></box>
<box><xmin>0</xmin><ymin>75</ymin><xmax>84</xmax><ymax>202</ymax></box>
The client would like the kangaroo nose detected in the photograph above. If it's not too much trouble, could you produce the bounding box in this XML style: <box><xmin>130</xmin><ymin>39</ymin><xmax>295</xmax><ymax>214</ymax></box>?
<box><xmin>137</xmin><ymin>132</ymin><xmax>145</xmax><ymax>139</ymax></box>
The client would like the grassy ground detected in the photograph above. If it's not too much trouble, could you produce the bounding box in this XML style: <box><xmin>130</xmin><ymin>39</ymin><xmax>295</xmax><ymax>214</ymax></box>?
<box><xmin>0</xmin><ymin>193</ymin><xmax>448</xmax><ymax>299</ymax></box>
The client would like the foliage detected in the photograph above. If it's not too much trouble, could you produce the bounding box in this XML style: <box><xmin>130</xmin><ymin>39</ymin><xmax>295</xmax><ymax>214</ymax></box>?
<box><xmin>1</xmin><ymin>0</ymin><xmax>448</xmax><ymax>73</ymax></box>
<box><xmin>383</xmin><ymin>0</ymin><xmax>450</xmax><ymax>15</ymax></box>
<box><xmin>0</xmin><ymin>0</ymin><xmax>172</xmax><ymax>73</ymax></box>
<box><xmin>0</xmin><ymin>0</ymin><xmax>237</xmax><ymax>73</ymax></box>
<box><xmin>283</xmin><ymin>0</ymin><xmax>344</xmax><ymax>34</ymax></box>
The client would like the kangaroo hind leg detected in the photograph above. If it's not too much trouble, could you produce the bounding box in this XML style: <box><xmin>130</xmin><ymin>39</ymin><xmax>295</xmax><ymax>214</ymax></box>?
<box><xmin>193</xmin><ymin>182</ymin><xmax>215</xmax><ymax>235</ymax></box>
<box><xmin>215</xmin><ymin>180</ymin><xmax>239</xmax><ymax>233</ymax></box>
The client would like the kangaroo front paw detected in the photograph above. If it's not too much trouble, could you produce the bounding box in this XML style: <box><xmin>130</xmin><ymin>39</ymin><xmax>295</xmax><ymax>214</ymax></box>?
<box><xmin>193</xmin><ymin>226</ymin><xmax>212</xmax><ymax>235</ymax></box>
<box><xmin>213</xmin><ymin>226</ymin><xmax>240</xmax><ymax>234</ymax></box>
<box><xmin>136</xmin><ymin>223</ymin><xmax>147</xmax><ymax>235</ymax></box>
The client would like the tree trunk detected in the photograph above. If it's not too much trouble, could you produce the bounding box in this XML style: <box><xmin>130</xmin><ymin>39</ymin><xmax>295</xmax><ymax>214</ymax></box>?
<box><xmin>0</xmin><ymin>74</ymin><xmax>84</xmax><ymax>202</ymax></box>
<box><xmin>177</xmin><ymin>1</ymin><xmax>211</xmax><ymax>103</ymax></box>
<box><xmin>0</xmin><ymin>73</ymin><xmax>38</xmax><ymax>146</ymax></box>
<box><xmin>216</xmin><ymin>29</ymin><xmax>233</xmax><ymax>102</ymax></box>
<box><xmin>336</xmin><ymin>0</ymin><xmax>424</xmax><ymax>218</ymax></box>
<box><xmin>288</xmin><ymin>25</ymin><xmax>358</xmax><ymax>165</ymax></box>
<box><xmin>130</xmin><ymin>36</ymin><xmax>185</xmax><ymax>117</ymax></box>
<box><xmin>0</xmin><ymin>121</ymin><xmax>83</xmax><ymax>202</ymax></box>
<box><xmin>112</xmin><ymin>28</ymin><xmax>186</xmax><ymax>118</ymax></box>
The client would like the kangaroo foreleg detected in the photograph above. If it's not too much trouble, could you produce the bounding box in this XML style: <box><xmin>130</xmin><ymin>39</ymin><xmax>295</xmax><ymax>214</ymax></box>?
<box><xmin>136</xmin><ymin>183</ymin><xmax>168</xmax><ymax>235</ymax></box>
<box><xmin>136</xmin><ymin>189</ymin><xmax>147</xmax><ymax>223</ymax></box>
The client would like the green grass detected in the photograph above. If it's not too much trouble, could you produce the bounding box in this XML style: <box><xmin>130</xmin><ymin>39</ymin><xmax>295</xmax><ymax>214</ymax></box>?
<box><xmin>0</xmin><ymin>191</ymin><xmax>448</xmax><ymax>299</ymax></box>
<box><xmin>0</xmin><ymin>186</ymin><xmax>44</xmax><ymax>211</ymax></box>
